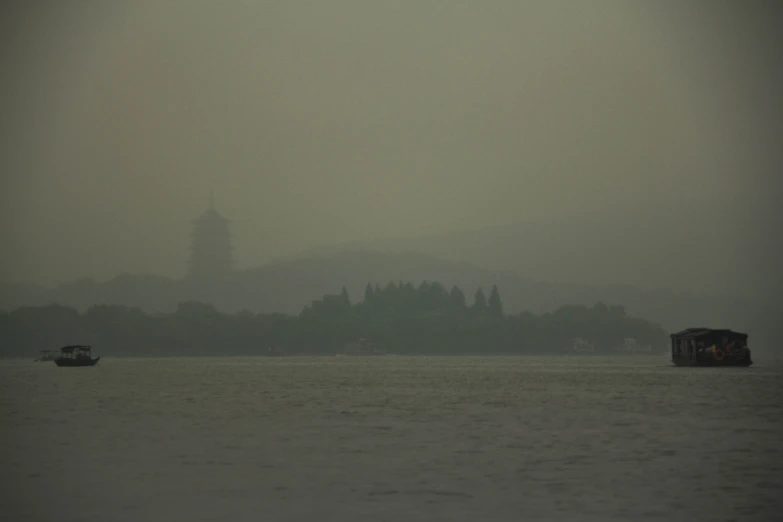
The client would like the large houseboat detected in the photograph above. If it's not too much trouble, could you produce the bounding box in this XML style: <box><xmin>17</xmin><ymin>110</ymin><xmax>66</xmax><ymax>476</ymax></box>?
<box><xmin>670</xmin><ymin>328</ymin><xmax>752</xmax><ymax>367</ymax></box>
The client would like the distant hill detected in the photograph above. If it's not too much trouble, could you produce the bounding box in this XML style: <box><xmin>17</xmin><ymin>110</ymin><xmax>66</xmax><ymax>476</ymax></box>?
<box><xmin>0</xmin><ymin>250</ymin><xmax>760</xmax><ymax>340</ymax></box>
<box><xmin>293</xmin><ymin>202</ymin><xmax>779</xmax><ymax>300</ymax></box>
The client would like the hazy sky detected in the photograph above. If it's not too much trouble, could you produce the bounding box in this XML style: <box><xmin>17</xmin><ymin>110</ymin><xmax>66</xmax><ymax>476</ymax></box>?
<box><xmin>1</xmin><ymin>1</ymin><xmax>780</xmax><ymax>285</ymax></box>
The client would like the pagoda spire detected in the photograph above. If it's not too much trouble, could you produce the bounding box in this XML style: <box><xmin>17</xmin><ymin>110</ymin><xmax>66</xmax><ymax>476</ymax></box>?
<box><xmin>189</xmin><ymin>193</ymin><xmax>232</xmax><ymax>279</ymax></box>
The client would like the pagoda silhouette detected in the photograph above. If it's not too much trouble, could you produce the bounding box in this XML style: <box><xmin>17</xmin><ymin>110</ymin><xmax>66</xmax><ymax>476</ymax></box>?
<box><xmin>188</xmin><ymin>192</ymin><xmax>233</xmax><ymax>280</ymax></box>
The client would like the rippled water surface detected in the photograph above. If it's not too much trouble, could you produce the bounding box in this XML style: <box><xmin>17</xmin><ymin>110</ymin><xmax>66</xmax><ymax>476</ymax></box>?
<box><xmin>2</xmin><ymin>356</ymin><xmax>782</xmax><ymax>521</ymax></box>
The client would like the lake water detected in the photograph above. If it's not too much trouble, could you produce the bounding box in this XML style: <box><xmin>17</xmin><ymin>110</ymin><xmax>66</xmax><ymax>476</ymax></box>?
<box><xmin>1</xmin><ymin>355</ymin><xmax>782</xmax><ymax>521</ymax></box>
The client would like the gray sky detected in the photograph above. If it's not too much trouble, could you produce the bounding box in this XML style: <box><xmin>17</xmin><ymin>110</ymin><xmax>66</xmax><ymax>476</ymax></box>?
<box><xmin>1</xmin><ymin>1</ymin><xmax>780</xmax><ymax>286</ymax></box>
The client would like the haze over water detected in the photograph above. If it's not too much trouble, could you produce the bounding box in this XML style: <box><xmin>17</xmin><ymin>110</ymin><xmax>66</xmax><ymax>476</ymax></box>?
<box><xmin>2</xmin><ymin>2</ymin><xmax>782</xmax><ymax>520</ymax></box>
<box><xmin>3</xmin><ymin>356</ymin><xmax>782</xmax><ymax>521</ymax></box>
<box><xmin>2</xmin><ymin>1</ymin><xmax>781</xmax><ymax>293</ymax></box>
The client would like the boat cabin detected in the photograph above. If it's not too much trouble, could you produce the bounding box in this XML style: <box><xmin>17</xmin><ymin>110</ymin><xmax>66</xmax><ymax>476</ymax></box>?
<box><xmin>59</xmin><ymin>345</ymin><xmax>93</xmax><ymax>360</ymax></box>
<box><xmin>55</xmin><ymin>345</ymin><xmax>100</xmax><ymax>367</ymax></box>
<box><xmin>670</xmin><ymin>328</ymin><xmax>752</xmax><ymax>366</ymax></box>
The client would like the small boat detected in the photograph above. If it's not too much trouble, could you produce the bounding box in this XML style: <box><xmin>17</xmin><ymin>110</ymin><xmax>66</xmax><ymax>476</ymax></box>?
<box><xmin>54</xmin><ymin>345</ymin><xmax>100</xmax><ymax>367</ymax></box>
<box><xmin>33</xmin><ymin>350</ymin><xmax>56</xmax><ymax>362</ymax></box>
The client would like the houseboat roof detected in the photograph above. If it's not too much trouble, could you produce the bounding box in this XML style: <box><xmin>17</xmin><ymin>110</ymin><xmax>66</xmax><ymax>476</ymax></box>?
<box><xmin>670</xmin><ymin>328</ymin><xmax>747</xmax><ymax>340</ymax></box>
<box><xmin>60</xmin><ymin>345</ymin><xmax>92</xmax><ymax>353</ymax></box>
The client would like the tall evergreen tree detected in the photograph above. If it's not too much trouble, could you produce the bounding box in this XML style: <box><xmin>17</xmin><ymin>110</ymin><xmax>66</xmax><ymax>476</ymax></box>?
<box><xmin>472</xmin><ymin>287</ymin><xmax>488</xmax><ymax>314</ymax></box>
<box><xmin>488</xmin><ymin>284</ymin><xmax>504</xmax><ymax>318</ymax></box>
<box><xmin>449</xmin><ymin>285</ymin><xmax>467</xmax><ymax>309</ymax></box>
<box><xmin>364</xmin><ymin>282</ymin><xmax>374</xmax><ymax>303</ymax></box>
<box><xmin>341</xmin><ymin>286</ymin><xmax>350</xmax><ymax>306</ymax></box>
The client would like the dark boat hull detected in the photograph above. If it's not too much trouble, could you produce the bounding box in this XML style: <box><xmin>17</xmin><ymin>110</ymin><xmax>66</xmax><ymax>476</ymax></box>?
<box><xmin>673</xmin><ymin>357</ymin><xmax>752</xmax><ymax>367</ymax></box>
<box><xmin>55</xmin><ymin>356</ymin><xmax>100</xmax><ymax>367</ymax></box>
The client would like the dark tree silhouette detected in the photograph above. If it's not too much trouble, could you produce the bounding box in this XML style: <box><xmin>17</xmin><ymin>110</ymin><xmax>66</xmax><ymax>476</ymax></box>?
<box><xmin>472</xmin><ymin>287</ymin><xmax>488</xmax><ymax>314</ymax></box>
<box><xmin>488</xmin><ymin>284</ymin><xmax>504</xmax><ymax>318</ymax></box>
<box><xmin>450</xmin><ymin>285</ymin><xmax>467</xmax><ymax>309</ymax></box>
<box><xmin>0</xmin><ymin>281</ymin><xmax>670</xmax><ymax>357</ymax></box>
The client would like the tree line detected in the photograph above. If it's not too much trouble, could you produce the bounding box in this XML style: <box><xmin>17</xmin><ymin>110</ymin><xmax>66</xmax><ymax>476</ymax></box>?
<box><xmin>0</xmin><ymin>281</ymin><xmax>669</xmax><ymax>357</ymax></box>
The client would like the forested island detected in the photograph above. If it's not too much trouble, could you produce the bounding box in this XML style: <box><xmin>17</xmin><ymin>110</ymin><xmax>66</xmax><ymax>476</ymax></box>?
<box><xmin>0</xmin><ymin>281</ymin><xmax>668</xmax><ymax>357</ymax></box>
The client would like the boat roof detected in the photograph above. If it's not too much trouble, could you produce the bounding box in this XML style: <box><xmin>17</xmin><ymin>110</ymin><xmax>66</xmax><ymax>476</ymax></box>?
<box><xmin>670</xmin><ymin>328</ymin><xmax>747</xmax><ymax>340</ymax></box>
<box><xmin>60</xmin><ymin>345</ymin><xmax>92</xmax><ymax>352</ymax></box>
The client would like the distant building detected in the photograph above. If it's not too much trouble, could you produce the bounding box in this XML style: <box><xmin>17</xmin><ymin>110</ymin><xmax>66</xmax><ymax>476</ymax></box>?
<box><xmin>188</xmin><ymin>196</ymin><xmax>233</xmax><ymax>279</ymax></box>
